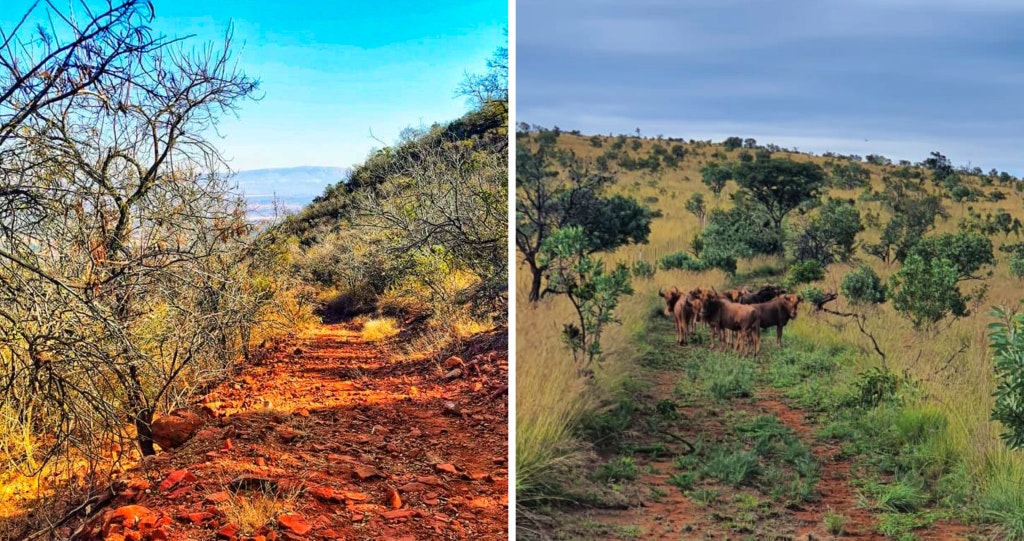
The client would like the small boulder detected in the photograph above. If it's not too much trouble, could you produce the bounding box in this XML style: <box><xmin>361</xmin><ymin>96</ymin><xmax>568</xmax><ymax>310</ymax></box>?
<box><xmin>151</xmin><ymin>410</ymin><xmax>203</xmax><ymax>450</ymax></box>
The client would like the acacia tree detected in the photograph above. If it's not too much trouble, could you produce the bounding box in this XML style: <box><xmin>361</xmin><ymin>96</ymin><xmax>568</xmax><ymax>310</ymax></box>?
<box><xmin>0</xmin><ymin>0</ymin><xmax>266</xmax><ymax>471</ymax></box>
<box><xmin>733</xmin><ymin>156</ymin><xmax>826</xmax><ymax>245</ymax></box>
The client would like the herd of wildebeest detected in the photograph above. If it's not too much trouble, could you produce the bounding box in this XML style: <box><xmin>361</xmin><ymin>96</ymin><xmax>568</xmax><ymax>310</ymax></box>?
<box><xmin>658</xmin><ymin>284</ymin><xmax>802</xmax><ymax>356</ymax></box>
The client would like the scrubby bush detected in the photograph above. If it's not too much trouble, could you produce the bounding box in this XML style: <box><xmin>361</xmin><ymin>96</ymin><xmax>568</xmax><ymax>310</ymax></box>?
<box><xmin>842</xmin><ymin>265</ymin><xmax>887</xmax><ymax>305</ymax></box>
<box><xmin>785</xmin><ymin>260</ymin><xmax>825</xmax><ymax>289</ymax></box>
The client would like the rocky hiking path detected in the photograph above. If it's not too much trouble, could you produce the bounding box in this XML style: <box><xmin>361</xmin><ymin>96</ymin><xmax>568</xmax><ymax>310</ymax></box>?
<box><xmin>73</xmin><ymin>322</ymin><xmax>508</xmax><ymax>541</ymax></box>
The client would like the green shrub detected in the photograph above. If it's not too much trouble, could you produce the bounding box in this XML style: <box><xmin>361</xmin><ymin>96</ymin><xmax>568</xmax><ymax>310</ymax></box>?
<box><xmin>784</xmin><ymin>260</ymin><xmax>825</xmax><ymax>289</ymax></box>
<box><xmin>631</xmin><ymin>259</ymin><xmax>655</xmax><ymax>279</ymax></box>
<box><xmin>659</xmin><ymin>251</ymin><xmax>706</xmax><ymax>272</ymax></box>
<box><xmin>841</xmin><ymin>264</ymin><xmax>887</xmax><ymax>305</ymax></box>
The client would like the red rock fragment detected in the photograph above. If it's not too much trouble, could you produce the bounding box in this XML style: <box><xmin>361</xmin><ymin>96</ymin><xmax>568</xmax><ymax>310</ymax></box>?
<box><xmin>309</xmin><ymin>485</ymin><xmax>344</xmax><ymax>503</ymax></box>
<box><xmin>216</xmin><ymin>523</ymin><xmax>240</xmax><ymax>539</ymax></box>
<box><xmin>345</xmin><ymin>491</ymin><xmax>371</xmax><ymax>501</ymax></box>
<box><xmin>158</xmin><ymin>469</ymin><xmax>196</xmax><ymax>492</ymax></box>
<box><xmin>385</xmin><ymin>487</ymin><xmax>402</xmax><ymax>509</ymax></box>
<box><xmin>435</xmin><ymin>464</ymin><xmax>458</xmax><ymax>475</ymax></box>
<box><xmin>256</xmin><ymin>457</ymin><xmax>267</xmax><ymax>468</ymax></box>
<box><xmin>128</xmin><ymin>479</ymin><xmax>151</xmax><ymax>491</ymax></box>
<box><xmin>106</xmin><ymin>505</ymin><xmax>158</xmax><ymax>532</ymax></box>
<box><xmin>205</xmin><ymin>491</ymin><xmax>231</xmax><ymax>503</ymax></box>
<box><xmin>186</xmin><ymin>512</ymin><xmax>212</xmax><ymax>525</ymax></box>
<box><xmin>381</xmin><ymin>509</ymin><xmax>416</xmax><ymax>520</ymax></box>
<box><xmin>416</xmin><ymin>476</ymin><xmax>441</xmax><ymax>486</ymax></box>
<box><xmin>443</xmin><ymin>356</ymin><xmax>463</xmax><ymax>369</ymax></box>
<box><xmin>168</xmin><ymin>485</ymin><xmax>193</xmax><ymax>499</ymax></box>
<box><xmin>278</xmin><ymin>513</ymin><xmax>312</xmax><ymax>536</ymax></box>
<box><xmin>398</xmin><ymin>482</ymin><xmax>429</xmax><ymax>493</ymax></box>
<box><xmin>276</xmin><ymin>426</ymin><xmax>301</xmax><ymax>444</ymax></box>
<box><xmin>352</xmin><ymin>465</ymin><xmax>382</xmax><ymax>481</ymax></box>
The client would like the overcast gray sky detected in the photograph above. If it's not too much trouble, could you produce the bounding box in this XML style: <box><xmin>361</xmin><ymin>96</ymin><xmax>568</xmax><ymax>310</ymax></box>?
<box><xmin>517</xmin><ymin>0</ymin><xmax>1024</xmax><ymax>174</ymax></box>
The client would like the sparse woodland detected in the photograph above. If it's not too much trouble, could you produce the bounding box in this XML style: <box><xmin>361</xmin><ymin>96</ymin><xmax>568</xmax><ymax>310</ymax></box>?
<box><xmin>0</xmin><ymin>2</ymin><xmax>507</xmax><ymax>539</ymax></box>
<box><xmin>517</xmin><ymin>127</ymin><xmax>1024</xmax><ymax>539</ymax></box>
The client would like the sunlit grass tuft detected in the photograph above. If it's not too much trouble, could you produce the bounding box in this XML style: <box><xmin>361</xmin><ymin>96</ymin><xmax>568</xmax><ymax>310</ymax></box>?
<box><xmin>360</xmin><ymin>317</ymin><xmax>401</xmax><ymax>342</ymax></box>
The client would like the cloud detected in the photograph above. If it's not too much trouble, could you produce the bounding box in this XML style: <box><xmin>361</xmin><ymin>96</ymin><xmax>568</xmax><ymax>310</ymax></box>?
<box><xmin>517</xmin><ymin>0</ymin><xmax>1024</xmax><ymax>174</ymax></box>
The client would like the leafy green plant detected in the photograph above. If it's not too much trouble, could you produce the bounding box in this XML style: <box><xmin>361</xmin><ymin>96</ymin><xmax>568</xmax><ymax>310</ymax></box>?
<box><xmin>631</xmin><ymin>259</ymin><xmax>655</xmax><ymax>279</ymax></box>
<box><xmin>794</xmin><ymin>198</ymin><xmax>863</xmax><ymax>265</ymax></box>
<box><xmin>841</xmin><ymin>264</ymin><xmax>887</xmax><ymax>305</ymax></box>
<box><xmin>595</xmin><ymin>455</ymin><xmax>640</xmax><ymax>482</ymax></box>
<box><xmin>852</xmin><ymin>367</ymin><xmax>901</xmax><ymax>408</ymax></box>
<box><xmin>659</xmin><ymin>251</ymin><xmax>705</xmax><ymax>272</ymax></box>
<box><xmin>668</xmin><ymin>472</ymin><xmax>697</xmax><ymax>491</ymax></box>
<box><xmin>539</xmin><ymin>226</ymin><xmax>634</xmax><ymax>373</ymax></box>
<box><xmin>989</xmin><ymin>307</ymin><xmax>1024</xmax><ymax>450</ymax></box>
<box><xmin>890</xmin><ymin>255</ymin><xmax>966</xmax><ymax>327</ymax></box>
<box><xmin>702</xmin><ymin>446</ymin><xmax>760</xmax><ymax>487</ymax></box>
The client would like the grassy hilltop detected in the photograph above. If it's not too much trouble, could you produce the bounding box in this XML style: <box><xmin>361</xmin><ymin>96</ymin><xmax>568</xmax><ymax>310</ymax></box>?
<box><xmin>517</xmin><ymin>126</ymin><xmax>1024</xmax><ymax>539</ymax></box>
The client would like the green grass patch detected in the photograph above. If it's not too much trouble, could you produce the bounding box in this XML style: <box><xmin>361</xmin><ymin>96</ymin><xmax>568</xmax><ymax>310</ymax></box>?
<box><xmin>668</xmin><ymin>471</ymin><xmax>698</xmax><ymax>492</ymax></box>
<box><xmin>701</xmin><ymin>445</ymin><xmax>761</xmax><ymax>487</ymax></box>
<box><xmin>594</xmin><ymin>455</ymin><xmax>640</xmax><ymax>483</ymax></box>
<box><xmin>701</xmin><ymin>358</ymin><xmax>757</xmax><ymax>400</ymax></box>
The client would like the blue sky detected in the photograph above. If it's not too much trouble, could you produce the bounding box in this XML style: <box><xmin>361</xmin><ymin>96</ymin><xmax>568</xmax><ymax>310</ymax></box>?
<box><xmin>517</xmin><ymin>0</ymin><xmax>1024</xmax><ymax>175</ymax></box>
<box><xmin>2</xmin><ymin>0</ymin><xmax>506</xmax><ymax>171</ymax></box>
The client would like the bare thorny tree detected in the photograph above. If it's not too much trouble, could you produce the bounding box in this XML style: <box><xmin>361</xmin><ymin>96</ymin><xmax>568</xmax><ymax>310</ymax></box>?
<box><xmin>350</xmin><ymin>128</ymin><xmax>508</xmax><ymax>321</ymax></box>
<box><xmin>0</xmin><ymin>0</ymin><xmax>273</xmax><ymax>497</ymax></box>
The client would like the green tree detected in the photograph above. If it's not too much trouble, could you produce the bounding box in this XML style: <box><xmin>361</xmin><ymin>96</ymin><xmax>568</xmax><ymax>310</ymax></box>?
<box><xmin>700</xmin><ymin>161</ymin><xmax>733</xmax><ymax>196</ymax></box>
<box><xmin>701</xmin><ymin>198</ymin><xmax>782</xmax><ymax>260</ymax></box>
<box><xmin>538</xmin><ymin>226</ymin><xmax>633</xmax><ymax>374</ymax></box>
<box><xmin>784</xmin><ymin>260</ymin><xmax>825</xmax><ymax>290</ymax></box>
<box><xmin>864</xmin><ymin>194</ymin><xmax>946</xmax><ymax>263</ymax></box>
<box><xmin>908</xmin><ymin>231</ymin><xmax>994</xmax><ymax>281</ymax></box>
<box><xmin>722</xmin><ymin>136</ymin><xmax>743</xmax><ymax>151</ymax></box>
<box><xmin>793</xmin><ymin>198</ymin><xmax>862</xmax><ymax>265</ymax></box>
<box><xmin>516</xmin><ymin>131</ymin><xmax>653</xmax><ymax>301</ymax></box>
<box><xmin>733</xmin><ymin>157</ymin><xmax>826</xmax><ymax>248</ymax></box>
<box><xmin>685</xmin><ymin>192</ymin><xmax>707</xmax><ymax>228</ymax></box>
<box><xmin>1010</xmin><ymin>252</ymin><xmax>1024</xmax><ymax>279</ymax></box>
<box><xmin>887</xmin><ymin>232</ymin><xmax>992</xmax><ymax>327</ymax></box>
<box><xmin>889</xmin><ymin>254</ymin><xmax>966</xmax><ymax>327</ymax></box>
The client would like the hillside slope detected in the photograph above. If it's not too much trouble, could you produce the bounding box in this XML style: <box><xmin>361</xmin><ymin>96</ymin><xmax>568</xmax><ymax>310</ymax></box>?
<box><xmin>516</xmin><ymin>127</ymin><xmax>1024</xmax><ymax>539</ymax></box>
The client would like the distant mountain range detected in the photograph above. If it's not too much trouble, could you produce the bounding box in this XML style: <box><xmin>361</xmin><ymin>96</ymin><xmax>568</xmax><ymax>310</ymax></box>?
<box><xmin>231</xmin><ymin>166</ymin><xmax>349</xmax><ymax>220</ymax></box>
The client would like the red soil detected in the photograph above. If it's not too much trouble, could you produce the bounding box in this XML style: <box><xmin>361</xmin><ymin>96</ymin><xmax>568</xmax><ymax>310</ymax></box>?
<box><xmin>64</xmin><ymin>322</ymin><xmax>508</xmax><ymax>541</ymax></box>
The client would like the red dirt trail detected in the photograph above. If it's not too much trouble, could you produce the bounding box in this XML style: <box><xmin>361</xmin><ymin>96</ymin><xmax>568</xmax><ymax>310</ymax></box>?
<box><xmin>69</xmin><ymin>322</ymin><xmax>508</xmax><ymax>541</ymax></box>
<box><xmin>573</xmin><ymin>372</ymin><xmax>978</xmax><ymax>540</ymax></box>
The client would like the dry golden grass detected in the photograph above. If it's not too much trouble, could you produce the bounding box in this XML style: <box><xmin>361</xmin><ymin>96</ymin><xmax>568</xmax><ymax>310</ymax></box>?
<box><xmin>360</xmin><ymin>317</ymin><xmax>401</xmax><ymax>342</ymax></box>
<box><xmin>218</xmin><ymin>487</ymin><xmax>297</xmax><ymax>536</ymax></box>
<box><xmin>515</xmin><ymin>272</ymin><xmax>592</xmax><ymax>498</ymax></box>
